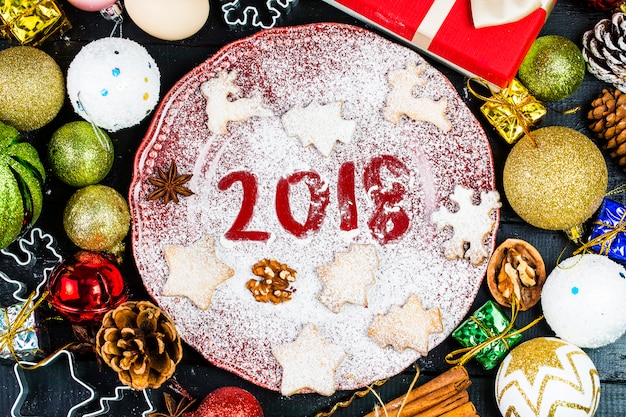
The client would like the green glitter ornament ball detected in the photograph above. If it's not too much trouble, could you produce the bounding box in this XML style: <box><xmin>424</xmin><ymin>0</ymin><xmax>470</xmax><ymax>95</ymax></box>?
<box><xmin>518</xmin><ymin>35</ymin><xmax>586</xmax><ymax>102</ymax></box>
<box><xmin>503</xmin><ymin>126</ymin><xmax>607</xmax><ymax>231</ymax></box>
<box><xmin>0</xmin><ymin>121</ymin><xmax>46</xmax><ymax>249</ymax></box>
<box><xmin>0</xmin><ymin>46</ymin><xmax>65</xmax><ymax>131</ymax></box>
<box><xmin>48</xmin><ymin>121</ymin><xmax>114</xmax><ymax>187</ymax></box>
<box><xmin>63</xmin><ymin>185</ymin><xmax>130</xmax><ymax>253</ymax></box>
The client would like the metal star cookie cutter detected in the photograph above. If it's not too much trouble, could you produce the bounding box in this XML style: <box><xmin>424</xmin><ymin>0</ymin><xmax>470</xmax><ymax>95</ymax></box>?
<box><xmin>11</xmin><ymin>349</ymin><xmax>96</xmax><ymax>417</ymax></box>
<box><xmin>221</xmin><ymin>0</ymin><xmax>297</xmax><ymax>29</ymax></box>
<box><xmin>83</xmin><ymin>386</ymin><xmax>156</xmax><ymax>417</ymax></box>
<box><xmin>1</xmin><ymin>227</ymin><xmax>63</xmax><ymax>303</ymax></box>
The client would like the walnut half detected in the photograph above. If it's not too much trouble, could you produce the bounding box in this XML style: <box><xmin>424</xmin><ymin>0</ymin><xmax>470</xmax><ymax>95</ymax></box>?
<box><xmin>246</xmin><ymin>259</ymin><xmax>297</xmax><ymax>304</ymax></box>
<box><xmin>486</xmin><ymin>239</ymin><xmax>546</xmax><ymax>311</ymax></box>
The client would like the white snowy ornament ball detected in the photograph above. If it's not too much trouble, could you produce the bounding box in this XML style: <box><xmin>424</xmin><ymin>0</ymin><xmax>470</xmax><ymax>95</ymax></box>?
<box><xmin>495</xmin><ymin>337</ymin><xmax>601</xmax><ymax>417</ymax></box>
<box><xmin>541</xmin><ymin>253</ymin><xmax>626</xmax><ymax>348</ymax></box>
<box><xmin>67</xmin><ymin>37</ymin><xmax>160</xmax><ymax>132</ymax></box>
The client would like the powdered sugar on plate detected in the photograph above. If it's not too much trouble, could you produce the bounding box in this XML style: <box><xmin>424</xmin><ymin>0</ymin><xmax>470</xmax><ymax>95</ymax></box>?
<box><xmin>129</xmin><ymin>23</ymin><xmax>497</xmax><ymax>393</ymax></box>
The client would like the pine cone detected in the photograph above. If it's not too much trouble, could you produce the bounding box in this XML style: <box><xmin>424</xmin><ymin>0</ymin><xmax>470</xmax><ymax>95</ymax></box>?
<box><xmin>582</xmin><ymin>13</ymin><xmax>626</xmax><ymax>92</ymax></box>
<box><xmin>588</xmin><ymin>87</ymin><xmax>626</xmax><ymax>169</ymax></box>
<box><xmin>96</xmin><ymin>300</ymin><xmax>183</xmax><ymax>390</ymax></box>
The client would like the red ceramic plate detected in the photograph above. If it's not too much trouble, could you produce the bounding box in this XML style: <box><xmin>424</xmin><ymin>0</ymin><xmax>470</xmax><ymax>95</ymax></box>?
<box><xmin>129</xmin><ymin>23</ymin><xmax>497</xmax><ymax>393</ymax></box>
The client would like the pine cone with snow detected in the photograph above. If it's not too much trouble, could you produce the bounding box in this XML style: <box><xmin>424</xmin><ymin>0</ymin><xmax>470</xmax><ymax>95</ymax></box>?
<box><xmin>582</xmin><ymin>12</ymin><xmax>626</xmax><ymax>92</ymax></box>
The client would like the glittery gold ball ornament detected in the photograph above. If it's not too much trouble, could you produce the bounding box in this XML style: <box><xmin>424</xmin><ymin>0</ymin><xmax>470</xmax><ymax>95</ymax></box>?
<box><xmin>48</xmin><ymin>121</ymin><xmax>114</xmax><ymax>187</ymax></box>
<box><xmin>495</xmin><ymin>337</ymin><xmax>601</xmax><ymax>417</ymax></box>
<box><xmin>518</xmin><ymin>35</ymin><xmax>586</xmax><ymax>101</ymax></box>
<box><xmin>0</xmin><ymin>46</ymin><xmax>65</xmax><ymax>131</ymax></box>
<box><xmin>503</xmin><ymin>126</ymin><xmax>607</xmax><ymax>231</ymax></box>
<box><xmin>0</xmin><ymin>121</ymin><xmax>46</xmax><ymax>249</ymax></box>
<box><xmin>66</xmin><ymin>38</ymin><xmax>160</xmax><ymax>132</ymax></box>
<box><xmin>63</xmin><ymin>185</ymin><xmax>130</xmax><ymax>253</ymax></box>
<box><xmin>542</xmin><ymin>254</ymin><xmax>626</xmax><ymax>348</ymax></box>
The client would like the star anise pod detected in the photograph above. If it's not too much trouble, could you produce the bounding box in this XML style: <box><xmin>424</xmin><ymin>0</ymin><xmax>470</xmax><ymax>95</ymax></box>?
<box><xmin>148</xmin><ymin>161</ymin><xmax>194</xmax><ymax>204</ymax></box>
<box><xmin>149</xmin><ymin>392</ymin><xmax>195</xmax><ymax>417</ymax></box>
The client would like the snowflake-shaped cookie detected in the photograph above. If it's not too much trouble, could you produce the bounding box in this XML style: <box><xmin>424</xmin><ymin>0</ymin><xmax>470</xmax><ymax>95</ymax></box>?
<box><xmin>281</xmin><ymin>100</ymin><xmax>356</xmax><ymax>157</ymax></box>
<box><xmin>430</xmin><ymin>185</ymin><xmax>501</xmax><ymax>265</ymax></box>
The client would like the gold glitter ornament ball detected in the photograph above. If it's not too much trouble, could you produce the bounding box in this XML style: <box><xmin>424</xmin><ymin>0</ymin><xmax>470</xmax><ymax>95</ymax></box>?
<box><xmin>0</xmin><ymin>46</ymin><xmax>65</xmax><ymax>131</ymax></box>
<box><xmin>495</xmin><ymin>337</ymin><xmax>601</xmax><ymax>417</ymax></box>
<box><xmin>518</xmin><ymin>35</ymin><xmax>586</xmax><ymax>102</ymax></box>
<box><xmin>63</xmin><ymin>185</ymin><xmax>130</xmax><ymax>253</ymax></box>
<box><xmin>48</xmin><ymin>121</ymin><xmax>114</xmax><ymax>187</ymax></box>
<box><xmin>503</xmin><ymin>126</ymin><xmax>607</xmax><ymax>231</ymax></box>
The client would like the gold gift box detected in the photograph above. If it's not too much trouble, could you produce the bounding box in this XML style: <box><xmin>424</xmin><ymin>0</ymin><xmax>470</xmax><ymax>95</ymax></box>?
<box><xmin>1</xmin><ymin>0</ymin><xmax>71</xmax><ymax>46</ymax></box>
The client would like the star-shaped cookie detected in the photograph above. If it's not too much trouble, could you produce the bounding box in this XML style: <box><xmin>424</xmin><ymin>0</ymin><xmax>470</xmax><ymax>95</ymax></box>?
<box><xmin>161</xmin><ymin>236</ymin><xmax>234</xmax><ymax>310</ymax></box>
<box><xmin>272</xmin><ymin>323</ymin><xmax>346</xmax><ymax>396</ymax></box>
<box><xmin>281</xmin><ymin>100</ymin><xmax>357</xmax><ymax>157</ymax></box>
<box><xmin>368</xmin><ymin>294</ymin><xmax>443</xmax><ymax>355</ymax></box>
<box><xmin>316</xmin><ymin>244</ymin><xmax>379</xmax><ymax>313</ymax></box>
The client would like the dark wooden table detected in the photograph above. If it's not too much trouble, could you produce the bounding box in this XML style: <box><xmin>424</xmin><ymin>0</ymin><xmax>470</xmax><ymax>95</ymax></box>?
<box><xmin>1</xmin><ymin>1</ymin><xmax>624</xmax><ymax>416</ymax></box>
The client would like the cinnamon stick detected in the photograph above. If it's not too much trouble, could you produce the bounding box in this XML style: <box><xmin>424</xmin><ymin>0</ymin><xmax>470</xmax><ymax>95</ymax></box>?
<box><xmin>439</xmin><ymin>401</ymin><xmax>479</xmax><ymax>417</ymax></box>
<box><xmin>363</xmin><ymin>366</ymin><xmax>470</xmax><ymax>417</ymax></box>
<box><xmin>408</xmin><ymin>390</ymin><xmax>469</xmax><ymax>417</ymax></box>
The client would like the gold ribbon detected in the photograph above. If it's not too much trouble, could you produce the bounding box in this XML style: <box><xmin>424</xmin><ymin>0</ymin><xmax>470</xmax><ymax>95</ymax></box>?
<box><xmin>313</xmin><ymin>378</ymin><xmax>389</xmax><ymax>417</ymax></box>
<box><xmin>468</xmin><ymin>78</ymin><xmax>546</xmax><ymax>145</ymax></box>
<box><xmin>445</xmin><ymin>297</ymin><xmax>544</xmax><ymax>366</ymax></box>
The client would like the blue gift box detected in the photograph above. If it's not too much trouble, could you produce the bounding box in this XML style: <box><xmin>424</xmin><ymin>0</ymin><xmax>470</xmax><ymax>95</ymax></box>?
<box><xmin>588</xmin><ymin>198</ymin><xmax>626</xmax><ymax>262</ymax></box>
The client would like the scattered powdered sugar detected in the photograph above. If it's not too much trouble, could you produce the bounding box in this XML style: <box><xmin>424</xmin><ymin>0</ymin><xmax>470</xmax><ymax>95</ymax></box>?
<box><xmin>129</xmin><ymin>23</ymin><xmax>497</xmax><ymax>393</ymax></box>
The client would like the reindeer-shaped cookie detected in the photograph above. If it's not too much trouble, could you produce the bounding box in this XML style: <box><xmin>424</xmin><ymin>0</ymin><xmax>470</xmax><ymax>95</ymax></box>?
<box><xmin>201</xmin><ymin>70</ymin><xmax>273</xmax><ymax>135</ymax></box>
<box><xmin>383</xmin><ymin>62</ymin><xmax>451</xmax><ymax>132</ymax></box>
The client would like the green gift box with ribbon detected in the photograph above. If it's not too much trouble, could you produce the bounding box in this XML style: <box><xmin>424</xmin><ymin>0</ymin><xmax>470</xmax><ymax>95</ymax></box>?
<box><xmin>451</xmin><ymin>300</ymin><xmax>523</xmax><ymax>370</ymax></box>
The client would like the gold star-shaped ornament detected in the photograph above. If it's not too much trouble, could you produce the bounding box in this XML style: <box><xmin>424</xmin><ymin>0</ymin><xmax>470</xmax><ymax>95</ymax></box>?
<box><xmin>316</xmin><ymin>244</ymin><xmax>379</xmax><ymax>313</ymax></box>
<box><xmin>161</xmin><ymin>236</ymin><xmax>234</xmax><ymax>310</ymax></box>
<box><xmin>272</xmin><ymin>323</ymin><xmax>346</xmax><ymax>396</ymax></box>
<box><xmin>368</xmin><ymin>294</ymin><xmax>443</xmax><ymax>355</ymax></box>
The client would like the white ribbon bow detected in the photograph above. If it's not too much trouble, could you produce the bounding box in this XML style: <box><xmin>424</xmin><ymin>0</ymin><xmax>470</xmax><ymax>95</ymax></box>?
<box><xmin>471</xmin><ymin>0</ymin><xmax>552</xmax><ymax>28</ymax></box>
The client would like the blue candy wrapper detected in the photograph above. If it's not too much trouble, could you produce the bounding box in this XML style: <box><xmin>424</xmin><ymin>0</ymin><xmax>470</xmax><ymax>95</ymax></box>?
<box><xmin>588</xmin><ymin>198</ymin><xmax>626</xmax><ymax>262</ymax></box>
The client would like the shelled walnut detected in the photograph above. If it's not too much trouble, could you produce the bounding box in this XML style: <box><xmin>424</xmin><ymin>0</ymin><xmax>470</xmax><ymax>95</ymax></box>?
<box><xmin>246</xmin><ymin>259</ymin><xmax>297</xmax><ymax>304</ymax></box>
<box><xmin>486</xmin><ymin>239</ymin><xmax>546</xmax><ymax>311</ymax></box>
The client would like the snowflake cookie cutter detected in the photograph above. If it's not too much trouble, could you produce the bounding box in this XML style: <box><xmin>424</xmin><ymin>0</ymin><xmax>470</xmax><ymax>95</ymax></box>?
<box><xmin>83</xmin><ymin>385</ymin><xmax>155</xmax><ymax>417</ymax></box>
<box><xmin>0</xmin><ymin>227</ymin><xmax>63</xmax><ymax>304</ymax></box>
<box><xmin>221</xmin><ymin>0</ymin><xmax>297</xmax><ymax>29</ymax></box>
<box><xmin>11</xmin><ymin>349</ymin><xmax>96</xmax><ymax>417</ymax></box>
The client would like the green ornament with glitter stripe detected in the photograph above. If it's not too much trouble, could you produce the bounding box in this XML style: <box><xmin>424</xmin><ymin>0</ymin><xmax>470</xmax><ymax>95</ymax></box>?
<box><xmin>0</xmin><ymin>121</ymin><xmax>46</xmax><ymax>249</ymax></box>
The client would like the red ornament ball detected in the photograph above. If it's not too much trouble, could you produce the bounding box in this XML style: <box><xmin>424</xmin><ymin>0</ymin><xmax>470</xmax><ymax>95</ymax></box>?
<box><xmin>582</xmin><ymin>0</ymin><xmax>623</xmax><ymax>10</ymax></box>
<box><xmin>47</xmin><ymin>251</ymin><xmax>128</xmax><ymax>324</ymax></box>
<box><xmin>183</xmin><ymin>387</ymin><xmax>264</xmax><ymax>417</ymax></box>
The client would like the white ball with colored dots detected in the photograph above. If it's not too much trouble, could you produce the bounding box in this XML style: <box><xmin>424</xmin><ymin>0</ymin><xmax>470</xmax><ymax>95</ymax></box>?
<box><xmin>67</xmin><ymin>37</ymin><xmax>160</xmax><ymax>132</ymax></box>
<box><xmin>541</xmin><ymin>253</ymin><xmax>626</xmax><ymax>348</ymax></box>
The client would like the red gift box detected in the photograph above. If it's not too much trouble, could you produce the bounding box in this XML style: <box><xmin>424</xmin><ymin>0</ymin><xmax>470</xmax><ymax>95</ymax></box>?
<box><xmin>323</xmin><ymin>0</ymin><xmax>556</xmax><ymax>87</ymax></box>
